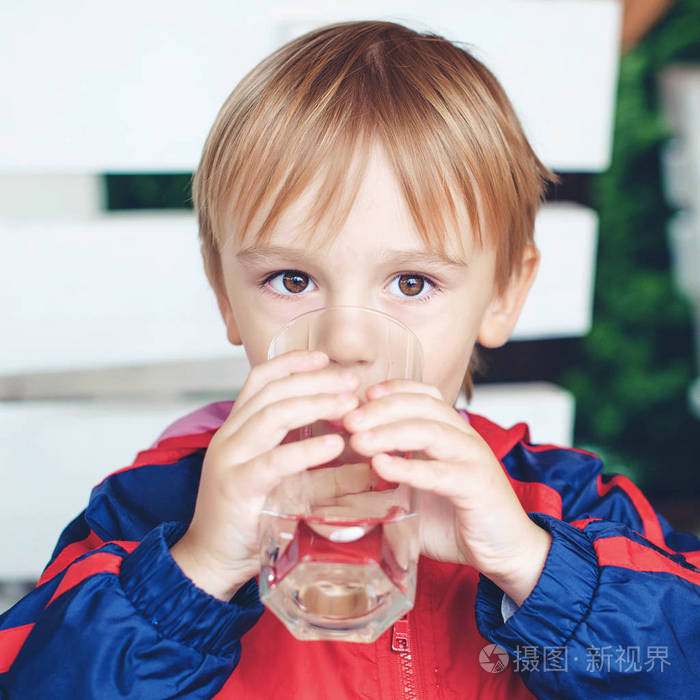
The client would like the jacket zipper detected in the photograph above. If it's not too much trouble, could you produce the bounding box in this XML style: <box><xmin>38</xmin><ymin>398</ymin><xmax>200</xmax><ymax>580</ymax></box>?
<box><xmin>391</xmin><ymin>615</ymin><xmax>418</xmax><ymax>699</ymax></box>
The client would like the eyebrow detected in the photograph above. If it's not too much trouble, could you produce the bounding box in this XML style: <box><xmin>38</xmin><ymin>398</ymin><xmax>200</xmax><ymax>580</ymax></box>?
<box><xmin>235</xmin><ymin>245</ymin><xmax>467</xmax><ymax>270</ymax></box>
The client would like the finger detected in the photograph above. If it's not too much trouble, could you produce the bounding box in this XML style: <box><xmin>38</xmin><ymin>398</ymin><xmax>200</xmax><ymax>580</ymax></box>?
<box><xmin>370</xmin><ymin>452</ymin><xmax>466</xmax><ymax>501</ymax></box>
<box><xmin>344</xmin><ymin>393</ymin><xmax>471</xmax><ymax>436</ymax></box>
<box><xmin>351</xmin><ymin>419</ymin><xmax>481</xmax><ymax>463</ymax></box>
<box><xmin>221</xmin><ymin>363</ymin><xmax>361</xmax><ymax>439</ymax></box>
<box><xmin>235</xmin><ymin>349</ymin><xmax>329</xmax><ymax>408</ymax></box>
<box><xmin>239</xmin><ymin>431</ymin><xmax>349</xmax><ymax>496</ymax></box>
<box><xmin>219</xmin><ymin>349</ymin><xmax>328</xmax><ymax>433</ymax></box>
<box><xmin>221</xmin><ymin>391</ymin><xmax>360</xmax><ymax>465</ymax></box>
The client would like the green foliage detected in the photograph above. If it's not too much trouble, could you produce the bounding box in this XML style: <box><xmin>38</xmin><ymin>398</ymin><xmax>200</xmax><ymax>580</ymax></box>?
<box><xmin>104</xmin><ymin>173</ymin><xmax>193</xmax><ymax>210</ymax></box>
<box><xmin>561</xmin><ymin>0</ymin><xmax>700</xmax><ymax>497</ymax></box>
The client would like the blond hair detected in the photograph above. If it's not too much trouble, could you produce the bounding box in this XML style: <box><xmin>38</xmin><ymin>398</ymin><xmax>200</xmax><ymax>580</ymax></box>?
<box><xmin>193</xmin><ymin>20</ymin><xmax>557</xmax><ymax>398</ymax></box>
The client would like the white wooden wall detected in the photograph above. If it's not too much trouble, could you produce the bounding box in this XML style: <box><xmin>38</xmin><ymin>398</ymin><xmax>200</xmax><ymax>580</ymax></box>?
<box><xmin>0</xmin><ymin>0</ymin><xmax>621</xmax><ymax>580</ymax></box>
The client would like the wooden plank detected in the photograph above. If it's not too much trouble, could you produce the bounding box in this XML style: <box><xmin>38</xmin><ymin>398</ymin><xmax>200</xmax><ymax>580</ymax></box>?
<box><xmin>0</xmin><ymin>1</ymin><xmax>620</xmax><ymax>172</ymax></box>
<box><xmin>0</xmin><ymin>203</ymin><xmax>596</xmax><ymax>379</ymax></box>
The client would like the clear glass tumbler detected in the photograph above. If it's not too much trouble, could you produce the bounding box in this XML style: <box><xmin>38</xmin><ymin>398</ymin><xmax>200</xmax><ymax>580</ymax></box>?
<box><xmin>260</xmin><ymin>306</ymin><xmax>423</xmax><ymax>643</ymax></box>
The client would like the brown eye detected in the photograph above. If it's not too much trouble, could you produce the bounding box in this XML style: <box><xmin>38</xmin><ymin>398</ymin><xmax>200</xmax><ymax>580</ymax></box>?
<box><xmin>281</xmin><ymin>271</ymin><xmax>309</xmax><ymax>293</ymax></box>
<box><xmin>397</xmin><ymin>275</ymin><xmax>424</xmax><ymax>297</ymax></box>
<box><xmin>263</xmin><ymin>270</ymin><xmax>317</xmax><ymax>298</ymax></box>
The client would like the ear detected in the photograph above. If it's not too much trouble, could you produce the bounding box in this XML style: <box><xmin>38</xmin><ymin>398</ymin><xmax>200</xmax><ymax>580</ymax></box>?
<box><xmin>202</xmin><ymin>254</ymin><xmax>243</xmax><ymax>346</ymax></box>
<box><xmin>478</xmin><ymin>245</ymin><xmax>539</xmax><ymax>348</ymax></box>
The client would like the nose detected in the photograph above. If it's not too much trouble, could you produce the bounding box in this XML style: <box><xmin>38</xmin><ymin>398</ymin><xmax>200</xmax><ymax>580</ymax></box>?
<box><xmin>311</xmin><ymin>307</ymin><xmax>385</xmax><ymax>372</ymax></box>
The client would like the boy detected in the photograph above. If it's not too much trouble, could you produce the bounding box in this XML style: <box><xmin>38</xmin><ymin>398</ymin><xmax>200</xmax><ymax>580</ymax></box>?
<box><xmin>2</xmin><ymin>20</ymin><xmax>699</xmax><ymax>699</ymax></box>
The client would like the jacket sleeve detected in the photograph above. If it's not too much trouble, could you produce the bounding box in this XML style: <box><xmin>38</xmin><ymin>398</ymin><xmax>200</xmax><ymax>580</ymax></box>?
<box><xmin>0</xmin><ymin>441</ymin><xmax>264</xmax><ymax>698</ymax></box>
<box><xmin>475</xmin><ymin>443</ymin><xmax>700</xmax><ymax>699</ymax></box>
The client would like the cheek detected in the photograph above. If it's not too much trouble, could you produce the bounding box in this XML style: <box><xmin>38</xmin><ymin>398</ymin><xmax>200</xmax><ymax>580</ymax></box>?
<box><xmin>240</xmin><ymin>322</ymin><xmax>278</xmax><ymax>367</ymax></box>
<box><xmin>417</xmin><ymin>326</ymin><xmax>478</xmax><ymax>404</ymax></box>
<box><xmin>227</xmin><ymin>302</ymin><xmax>276</xmax><ymax>367</ymax></box>
<box><xmin>222</xmin><ymin>270</ymin><xmax>276</xmax><ymax>366</ymax></box>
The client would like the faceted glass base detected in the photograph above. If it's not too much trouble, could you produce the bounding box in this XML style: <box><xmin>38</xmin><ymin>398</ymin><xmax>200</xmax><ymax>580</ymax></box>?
<box><xmin>259</xmin><ymin>512</ymin><xmax>418</xmax><ymax>643</ymax></box>
<box><xmin>260</xmin><ymin>560</ymin><xmax>415</xmax><ymax>643</ymax></box>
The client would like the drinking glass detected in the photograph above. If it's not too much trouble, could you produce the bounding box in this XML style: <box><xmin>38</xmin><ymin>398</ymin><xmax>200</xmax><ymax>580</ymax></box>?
<box><xmin>259</xmin><ymin>306</ymin><xmax>423</xmax><ymax>642</ymax></box>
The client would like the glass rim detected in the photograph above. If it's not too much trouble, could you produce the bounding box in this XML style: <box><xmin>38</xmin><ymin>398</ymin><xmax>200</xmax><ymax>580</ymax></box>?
<box><xmin>267</xmin><ymin>304</ymin><xmax>424</xmax><ymax>366</ymax></box>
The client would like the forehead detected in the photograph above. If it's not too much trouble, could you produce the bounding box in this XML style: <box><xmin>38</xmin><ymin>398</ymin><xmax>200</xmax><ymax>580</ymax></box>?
<box><xmin>229</xmin><ymin>143</ymin><xmax>473</xmax><ymax>265</ymax></box>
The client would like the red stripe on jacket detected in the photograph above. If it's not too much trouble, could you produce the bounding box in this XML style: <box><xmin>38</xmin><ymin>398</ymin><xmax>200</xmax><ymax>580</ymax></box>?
<box><xmin>37</xmin><ymin>531</ymin><xmax>105</xmax><ymax>586</ymax></box>
<box><xmin>522</xmin><ymin>443</ymin><xmax>600</xmax><ymax>459</ymax></box>
<box><xmin>465</xmin><ymin>413</ymin><xmax>529</xmax><ymax>460</ymax></box>
<box><xmin>508</xmin><ymin>478</ymin><xmax>563</xmax><ymax>519</ymax></box>
<box><xmin>1</xmin><ymin>553</ymin><xmax>130</xmax><ymax>671</ymax></box>
<box><xmin>597</xmin><ymin>475</ymin><xmax>666</xmax><ymax>548</ymax></box>
<box><xmin>464</xmin><ymin>413</ymin><xmax>564</xmax><ymax>518</ymax></box>
<box><xmin>570</xmin><ymin>517</ymin><xmax>602</xmax><ymax>530</ymax></box>
<box><xmin>0</xmin><ymin>624</ymin><xmax>34</xmax><ymax>673</ymax></box>
<box><xmin>38</xmin><ymin>536</ymin><xmax>138</xmax><ymax>587</ymax></box>
<box><xmin>682</xmin><ymin>549</ymin><xmax>700</xmax><ymax>568</ymax></box>
<box><xmin>98</xmin><ymin>430</ymin><xmax>217</xmax><ymax>485</ymax></box>
<box><xmin>46</xmin><ymin>552</ymin><xmax>125</xmax><ymax>607</ymax></box>
<box><xmin>595</xmin><ymin>536</ymin><xmax>700</xmax><ymax>586</ymax></box>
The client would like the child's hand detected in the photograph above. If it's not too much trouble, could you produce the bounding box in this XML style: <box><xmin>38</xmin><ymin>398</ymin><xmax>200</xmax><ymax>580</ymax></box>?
<box><xmin>169</xmin><ymin>351</ymin><xmax>360</xmax><ymax>601</ymax></box>
<box><xmin>343</xmin><ymin>380</ymin><xmax>553</xmax><ymax>607</ymax></box>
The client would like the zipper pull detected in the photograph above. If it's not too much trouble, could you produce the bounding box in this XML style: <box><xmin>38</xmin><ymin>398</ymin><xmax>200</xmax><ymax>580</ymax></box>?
<box><xmin>391</xmin><ymin>616</ymin><xmax>411</xmax><ymax>653</ymax></box>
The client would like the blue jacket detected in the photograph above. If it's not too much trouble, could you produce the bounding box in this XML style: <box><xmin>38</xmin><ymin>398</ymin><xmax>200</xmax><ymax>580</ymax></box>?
<box><xmin>1</xmin><ymin>406</ymin><xmax>699</xmax><ymax>698</ymax></box>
